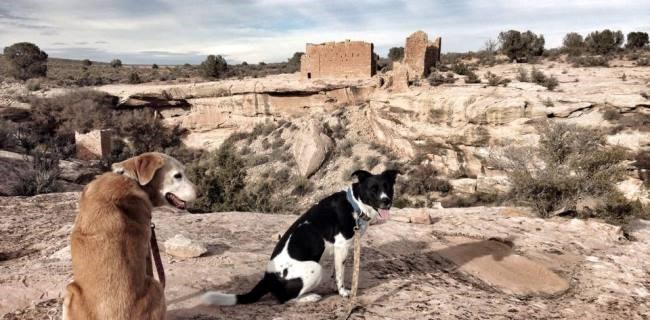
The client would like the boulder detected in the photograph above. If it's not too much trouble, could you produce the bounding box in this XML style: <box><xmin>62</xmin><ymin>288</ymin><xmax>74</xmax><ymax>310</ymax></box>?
<box><xmin>164</xmin><ymin>234</ymin><xmax>208</xmax><ymax>258</ymax></box>
<box><xmin>476</xmin><ymin>174</ymin><xmax>511</xmax><ymax>194</ymax></box>
<box><xmin>292</xmin><ymin>120</ymin><xmax>333</xmax><ymax>177</ymax></box>
<box><xmin>449</xmin><ymin>178</ymin><xmax>477</xmax><ymax>194</ymax></box>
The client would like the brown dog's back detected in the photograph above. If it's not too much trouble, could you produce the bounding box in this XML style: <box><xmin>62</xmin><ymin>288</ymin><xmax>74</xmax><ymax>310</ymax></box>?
<box><xmin>63</xmin><ymin>172</ymin><xmax>165</xmax><ymax>320</ymax></box>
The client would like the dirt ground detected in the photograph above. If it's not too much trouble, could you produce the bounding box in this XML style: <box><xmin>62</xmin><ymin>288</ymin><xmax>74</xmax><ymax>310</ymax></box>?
<box><xmin>1</xmin><ymin>192</ymin><xmax>649</xmax><ymax>320</ymax></box>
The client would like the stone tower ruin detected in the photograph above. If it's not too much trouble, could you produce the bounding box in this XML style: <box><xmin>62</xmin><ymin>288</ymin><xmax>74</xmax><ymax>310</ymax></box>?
<box><xmin>404</xmin><ymin>31</ymin><xmax>442</xmax><ymax>77</ymax></box>
<box><xmin>300</xmin><ymin>40</ymin><xmax>376</xmax><ymax>79</ymax></box>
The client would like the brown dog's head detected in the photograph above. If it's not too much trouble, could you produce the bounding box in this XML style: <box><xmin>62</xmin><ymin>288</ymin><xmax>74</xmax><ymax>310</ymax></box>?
<box><xmin>111</xmin><ymin>152</ymin><xmax>198</xmax><ymax>210</ymax></box>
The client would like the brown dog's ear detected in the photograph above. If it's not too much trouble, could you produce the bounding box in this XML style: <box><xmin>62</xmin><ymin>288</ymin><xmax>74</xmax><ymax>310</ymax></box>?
<box><xmin>113</xmin><ymin>153</ymin><xmax>165</xmax><ymax>186</ymax></box>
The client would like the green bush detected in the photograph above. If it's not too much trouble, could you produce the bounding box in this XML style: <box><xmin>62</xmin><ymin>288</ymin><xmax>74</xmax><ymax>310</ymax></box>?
<box><xmin>585</xmin><ymin>29</ymin><xmax>624</xmax><ymax>55</ymax></box>
<box><xmin>3</xmin><ymin>42</ymin><xmax>48</xmax><ymax>80</ymax></box>
<box><xmin>110</xmin><ymin>59</ymin><xmax>122</xmax><ymax>68</ymax></box>
<box><xmin>498</xmin><ymin>30</ymin><xmax>545</xmax><ymax>62</ymax></box>
<box><xmin>388</xmin><ymin>47</ymin><xmax>405</xmax><ymax>62</ymax></box>
<box><xmin>626</xmin><ymin>32</ymin><xmax>649</xmax><ymax>49</ymax></box>
<box><xmin>199</xmin><ymin>54</ymin><xmax>228</xmax><ymax>79</ymax></box>
<box><xmin>563</xmin><ymin>32</ymin><xmax>585</xmax><ymax>56</ymax></box>
<box><xmin>152</xmin><ymin>63</ymin><xmax>159</xmax><ymax>69</ymax></box>
<box><xmin>496</xmin><ymin>122</ymin><xmax>634</xmax><ymax>222</ymax></box>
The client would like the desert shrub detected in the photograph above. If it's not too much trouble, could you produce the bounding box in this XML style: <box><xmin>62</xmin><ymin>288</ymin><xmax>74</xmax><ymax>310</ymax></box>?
<box><xmin>642</xmin><ymin>92</ymin><xmax>649</xmax><ymax>100</ymax></box>
<box><xmin>498</xmin><ymin>30</ymin><xmax>545</xmax><ymax>62</ymax></box>
<box><xmin>465</xmin><ymin>70</ymin><xmax>480</xmax><ymax>84</ymax></box>
<box><xmin>128</xmin><ymin>72</ymin><xmax>141</xmax><ymax>84</ymax></box>
<box><xmin>603</xmin><ymin>109</ymin><xmax>621</xmax><ymax>121</ymax></box>
<box><xmin>14</xmin><ymin>147</ymin><xmax>61</xmax><ymax>196</ymax></box>
<box><xmin>530</xmin><ymin>68</ymin><xmax>558</xmax><ymax>90</ymax></box>
<box><xmin>25</xmin><ymin>78</ymin><xmax>41</xmax><ymax>91</ymax></box>
<box><xmin>0</xmin><ymin>119</ymin><xmax>16</xmax><ymax>149</ymax></box>
<box><xmin>388</xmin><ymin>47</ymin><xmax>405</xmax><ymax>62</ymax></box>
<box><xmin>110</xmin><ymin>59</ymin><xmax>122</xmax><ymax>68</ymax></box>
<box><xmin>542</xmin><ymin>97</ymin><xmax>554</xmax><ymax>107</ymax></box>
<box><xmin>626</xmin><ymin>32</ymin><xmax>649</xmax><ymax>49</ymax></box>
<box><xmin>112</xmin><ymin>109</ymin><xmax>185</xmax><ymax>159</ymax></box>
<box><xmin>485</xmin><ymin>71</ymin><xmax>510</xmax><ymax>87</ymax></box>
<box><xmin>3</xmin><ymin>42</ymin><xmax>48</xmax><ymax>80</ymax></box>
<box><xmin>81</xmin><ymin>59</ymin><xmax>92</xmax><ymax>67</ymax></box>
<box><xmin>427</xmin><ymin>71</ymin><xmax>455</xmax><ymax>86</ymax></box>
<box><xmin>291</xmin><ymin>176</ymin><xmax>314</xmax><ymax>196</ymax></box>
<box><xmin>585</xmin><ymin>29</ymin><xmax>624</xmax><ymax>55</ymax></box>
<box><xmin>29</xmin><ymin>89</ymin><xmax>118</xmax><ymax>138</ymax></box>
<box><xmin>337</xmin><ymin>139</ymin><xmax>354</xmax><ymax>157</ymax></box>
<box><xmin>516</xmin><ymin>66</ymin><xmax>529</xmax><ymax>82</ymax></box>
<box><xmin>495</xmin><ymin>122</ymin><xmax>632</xmax><ymax>221</ymax></box>
<box><xmin>570</xmin><ymin>55</ymin><xmax>609</xmax><ymax>67</ymax></box>
<box><xmin>451</xmin><ymin>62</ymin><xmax>472</xmax><ymax>75</ymax></box>
<box><xmin>400</xmin><ymin>164</ymin><xmax>452</xmax><ymax>196</ymax></box>
<box><xmin>199</xmin><ymin>54</ymin><xmax>228</xmax><ymax>79</ymax></box>
<box><xmin>441</xmin><ymin>192</ymin><xmax>500</xmax><ymax>208</ymax></box>
<box><xmin>187</xmin><ymin>144</ymin><xmax>248</xmax><ymax>213</ymax></box>
<box><xmin>152</xmin><ymin>63</ymin><xmax>159</xmax><ymax>69</ymax></box>
<box><xmin>286</xmin><ymin>52</ymin><xmax>304</xmax><ymax>73</ymax></box>
<box><xmin>364</xmin><ymin>156</ymin><xmax>380</xmax><ymax>169</ymax></box>
<box><xmin>562</xmin><ymin>32</ymin><xmax>585</xmax><ymax>56</ymax></box>
<box><xmin>636</xmin><ymin>58</ymin><xmax>649</xmax><ymax>67</ymax></box>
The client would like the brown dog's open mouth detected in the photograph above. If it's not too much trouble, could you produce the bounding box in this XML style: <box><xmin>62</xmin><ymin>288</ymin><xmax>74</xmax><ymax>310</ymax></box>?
<box><xmin>165</xmin><ymin>193</ymin><xmax>187</xmax><ymax>210</ymax></box>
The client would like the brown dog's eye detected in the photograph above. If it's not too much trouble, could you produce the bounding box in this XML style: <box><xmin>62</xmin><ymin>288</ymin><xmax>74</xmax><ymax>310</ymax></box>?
<box><xmin>174</xmin><ymin>173</ymin><xmax>182</xmax><ymax>179</ymax></box>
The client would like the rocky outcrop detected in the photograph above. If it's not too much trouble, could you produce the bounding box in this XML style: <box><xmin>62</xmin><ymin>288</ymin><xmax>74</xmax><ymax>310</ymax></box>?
<box><xmin>292</xmin><ymin>120</ymin><xmax>333</xmax><ymax>177</ymax></box>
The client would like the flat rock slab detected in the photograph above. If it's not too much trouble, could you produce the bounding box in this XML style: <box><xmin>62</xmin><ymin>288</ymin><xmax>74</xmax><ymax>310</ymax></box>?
<box><xmin>439</xmin><ymin>237</ymin><xmax>569</xmax><ymax>296</ymax></box>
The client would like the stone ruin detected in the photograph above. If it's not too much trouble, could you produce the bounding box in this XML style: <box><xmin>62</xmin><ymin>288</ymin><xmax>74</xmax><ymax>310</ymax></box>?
<box><xmin>300</xmin><ymin>40</ymin><xmax>376</xmax><ymax>79</ymax></box>
<box><xmin>75</xmin><ymin>129</ymin><xmax>112</xmax><ymax>161</ymax></box>
<box><xmin>404</xmin><ymin>30</ymin><xmax>442</xmax><ymax>77</ymax></box>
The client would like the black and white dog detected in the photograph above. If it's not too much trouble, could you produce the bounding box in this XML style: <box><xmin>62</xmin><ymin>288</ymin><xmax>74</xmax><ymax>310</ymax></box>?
<box><xmin>201</xmin><ymin>169</ymin><xmax>400</xmax><ymax>305</ymax></box>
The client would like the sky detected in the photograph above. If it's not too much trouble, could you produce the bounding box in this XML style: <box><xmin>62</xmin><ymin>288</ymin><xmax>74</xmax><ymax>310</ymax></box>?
<box><xmin>1</xmin><ymin>0</ymin><xmax>649</xmax><ymax>65</ymax></box>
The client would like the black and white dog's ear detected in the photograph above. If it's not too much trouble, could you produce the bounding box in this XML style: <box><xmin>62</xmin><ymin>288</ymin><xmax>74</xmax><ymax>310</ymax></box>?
<box><xmin>382</xmin><ymin>169</ymin><xmax>402</xmax><ymax>182</ymax></box>
<box><xmin>351</xmin><ymin>170</ymin><xmax>372</xmax><ymax>182</ymax></box>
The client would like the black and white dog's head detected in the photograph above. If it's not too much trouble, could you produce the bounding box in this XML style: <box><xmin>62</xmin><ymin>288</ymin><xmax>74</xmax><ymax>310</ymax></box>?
<box><xmin>350</xmin><ymin>169</ymin><xmax>401</xmax><ymax>221</ymax></box>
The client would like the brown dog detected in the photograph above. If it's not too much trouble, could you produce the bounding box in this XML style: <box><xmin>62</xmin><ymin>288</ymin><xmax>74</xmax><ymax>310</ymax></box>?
<box><xmin>62</xmin><ymin>152</ymin><xmax>198</xmax><ymax>320</ymax></box>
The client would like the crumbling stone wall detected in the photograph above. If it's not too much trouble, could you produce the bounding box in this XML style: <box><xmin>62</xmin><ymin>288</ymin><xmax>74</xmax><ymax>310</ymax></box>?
<box><xmin>404</xmin><ymin>31</ymin><xmax>442</xmax><ymax>77</ymax></box>
<box><xmin>75</xmin><ymin>129</ymin><xmax>112</xmax><ymax>161</ymax></box>
<box><xmin>300</xmin><ymin>40</ymin><xmax>375</xmax><ymax>79</ymax></box>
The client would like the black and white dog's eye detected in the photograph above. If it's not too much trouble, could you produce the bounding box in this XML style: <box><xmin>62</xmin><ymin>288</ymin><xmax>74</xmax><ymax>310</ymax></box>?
<box><xmin>173</xmin><ymin>173</ymin><xmax>182</xmax><ymax>179</ymax></box>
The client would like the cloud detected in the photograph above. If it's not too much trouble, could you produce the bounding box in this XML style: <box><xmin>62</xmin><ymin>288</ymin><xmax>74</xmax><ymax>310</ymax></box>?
<box><xmin>1</xmin><ymin>0</ymin><xmax>649</xmax><ymax>64</ymax></box>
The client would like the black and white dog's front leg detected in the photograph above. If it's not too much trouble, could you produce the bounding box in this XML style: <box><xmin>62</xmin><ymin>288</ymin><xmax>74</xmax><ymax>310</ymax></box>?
<box><xmin>333</xmin><ymin>236</ymin><xmax>351</xmax><ymax>297</ymax></box>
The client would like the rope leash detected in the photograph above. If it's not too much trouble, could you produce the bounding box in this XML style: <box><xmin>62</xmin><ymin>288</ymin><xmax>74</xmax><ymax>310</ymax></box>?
<box><xmin>338</xmin><ymin>224</ymin><xmax>364</xmax><ymax>320</ymax></box>
<box><xmin>150</xmin><ymin>223</ymin><xmax>166</xmax><ymax>289</ymax></box>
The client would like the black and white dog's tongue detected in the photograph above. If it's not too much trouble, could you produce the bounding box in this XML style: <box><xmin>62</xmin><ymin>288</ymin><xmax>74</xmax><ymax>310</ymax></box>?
<box><xmin>377</xmin><ymin>208</ymin><xmax>391</xmax><ymax>220</ymax></box>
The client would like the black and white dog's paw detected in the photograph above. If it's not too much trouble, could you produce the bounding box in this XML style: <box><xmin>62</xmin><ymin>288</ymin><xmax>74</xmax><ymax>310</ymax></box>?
<box><xmin>338</xmin><ymin>288</ymin><xmax>350</xmax><ymax>298</ymax></box>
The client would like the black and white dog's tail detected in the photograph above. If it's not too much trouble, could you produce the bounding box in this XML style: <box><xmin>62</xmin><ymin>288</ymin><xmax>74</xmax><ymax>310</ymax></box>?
<box><xmin>201</xmin><ymin>275</ymin><xmax>270</xmax><ymax>306</ymax></box>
